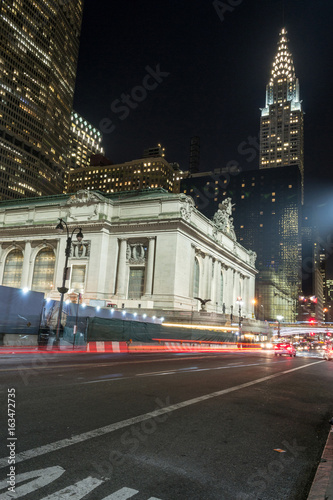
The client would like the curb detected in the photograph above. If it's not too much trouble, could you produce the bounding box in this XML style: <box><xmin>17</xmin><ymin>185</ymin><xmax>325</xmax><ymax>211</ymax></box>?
<box><xmin>307</xmin><ymin>427</ymin><xmax>333</xmax><ymax>499</ymax></box>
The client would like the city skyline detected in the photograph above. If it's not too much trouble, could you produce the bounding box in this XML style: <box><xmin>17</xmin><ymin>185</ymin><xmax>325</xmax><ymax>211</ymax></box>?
<box><xmin>73</xmin><ymin>0</ymin><xmax>333</xmax><ymax>195</ymax></box>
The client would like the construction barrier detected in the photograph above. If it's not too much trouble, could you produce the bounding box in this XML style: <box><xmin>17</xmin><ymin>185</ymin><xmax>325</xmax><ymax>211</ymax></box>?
<box><xmin>86</xmin><ymin>341</ymin><xmax>129</xmax><ymax>353</ymax></box>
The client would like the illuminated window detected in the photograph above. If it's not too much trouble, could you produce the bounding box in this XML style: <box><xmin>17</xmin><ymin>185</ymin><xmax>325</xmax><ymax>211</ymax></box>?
<box><xmin>2</xmin><ymin>249</ymin><xmax>23</xmax><ymax>288</ymax></box>
<box><xmin>71</xmin><ymin>265</ymin><xmax>86</xmax><ymax>292</ymax></box>
<box><xmin>128</xmin><ymin>268</ymin><xmax>145</xmax><ymax>299</ymax></box>
<box><xmin>31</xmin><ymin>248</ymin><xmax>55</xmax><ymax>292</ymax></box>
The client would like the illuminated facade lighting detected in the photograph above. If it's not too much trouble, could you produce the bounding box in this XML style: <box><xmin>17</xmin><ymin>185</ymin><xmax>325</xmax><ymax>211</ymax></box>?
<box><xmin>68</xmin><ymin>112</ymin><xmax>104</xmax><ymax>170</ymax></box>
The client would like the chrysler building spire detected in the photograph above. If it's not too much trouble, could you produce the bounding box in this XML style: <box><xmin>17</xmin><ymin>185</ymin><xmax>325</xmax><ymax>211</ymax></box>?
<box><xmin>259</xmin><ymin>28</ymin><xmax>304</xmax><ymax>201</ymax></box>
<box><xmin>270</xmin><ymin>27</ymin><xmax>295</xmax><ymax>82</ymax></box>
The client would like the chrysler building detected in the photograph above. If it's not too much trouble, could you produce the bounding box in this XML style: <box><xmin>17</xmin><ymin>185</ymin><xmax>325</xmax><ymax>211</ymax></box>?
<box><xmin>259</xmin><ymin>28</ymin><xmax>304</xmax><ymax>200</ymax></box>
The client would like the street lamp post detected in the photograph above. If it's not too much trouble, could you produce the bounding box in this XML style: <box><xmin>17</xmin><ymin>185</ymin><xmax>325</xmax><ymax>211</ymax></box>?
<box><xmin>236</xmin><ymin>296</ymin><xmax>243</xmax><ymax>343</ymax></box>
<box><xmin>55</xmin><ymin>219</ymin><xmax>83</xmax><ymax>346</ymax></box>
<box><xmin>277</xmin><ymin>315</ymin><xmax>284</xmax><ymax>339</ymax></box>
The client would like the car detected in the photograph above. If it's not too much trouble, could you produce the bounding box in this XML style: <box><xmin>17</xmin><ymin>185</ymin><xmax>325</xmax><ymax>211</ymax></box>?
<box><xmin>323</xmin><ymin>345</ymin><xmax>333</xmax><ymax>361</ymax></box>
<box><xmin>260</xmin><ymin>342</ymin><xmax>273</xmax><ymax>350</ymax></box>
<box><xmin>274</xmin><ymin>342</ymin><xmax>296</xmax><ymax>357</ymax></box>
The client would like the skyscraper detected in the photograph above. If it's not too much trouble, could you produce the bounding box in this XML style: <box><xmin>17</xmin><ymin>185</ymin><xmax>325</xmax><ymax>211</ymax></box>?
<box><xmin>68</xmin><ymin>112</ymin><xmax>104</xmax><ymax>170</ymax></box>
<box><xmin>180</xmin><ymin>166</ymin><xmax>302</xmax><ymax>322</ymax></box>
<box><xmin>259</xmin><ymin>28</ymin><xmax>304</xmax><ymax>200</ymax></box>
<box><xmin>0</xmin><ymin>0</ymin><xmax>84</xmax><ymax>199</ymax></box>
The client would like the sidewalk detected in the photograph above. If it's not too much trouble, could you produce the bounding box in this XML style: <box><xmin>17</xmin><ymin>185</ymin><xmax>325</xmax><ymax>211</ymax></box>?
<box><xmin>307</xmin><ymin>426</ymin><xmax>333</xmax><ymax>499</ymax></box>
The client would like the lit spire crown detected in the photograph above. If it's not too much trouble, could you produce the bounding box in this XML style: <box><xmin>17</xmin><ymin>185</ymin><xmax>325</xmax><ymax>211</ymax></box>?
<box><xmin>269</xmin><ymin>28</ymin><xmax>295</xmax><ymax>84</ymax></box>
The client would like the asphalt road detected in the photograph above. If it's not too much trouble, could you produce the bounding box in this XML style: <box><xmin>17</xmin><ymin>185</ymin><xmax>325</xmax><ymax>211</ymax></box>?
<box><xmin>0</xmin><ymin>350</ymin><xmax>332</xmax><ymax>500</ymax></box>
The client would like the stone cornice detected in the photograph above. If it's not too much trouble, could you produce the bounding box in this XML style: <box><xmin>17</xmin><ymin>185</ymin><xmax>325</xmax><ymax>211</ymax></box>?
<box><xmin>0</xmin><ymin>215</ymin><xmax>257</xmax><ymax>275</ymax></box>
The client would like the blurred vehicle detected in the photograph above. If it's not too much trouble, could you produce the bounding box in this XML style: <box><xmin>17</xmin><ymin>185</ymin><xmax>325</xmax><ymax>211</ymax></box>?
<box><xmin>297</xmin><ymin>342</ymin><xmax>309</xmax><ymax>351</ymax></box>
<box><xmin>260</xmin><ymin>342</ymin><xmax>273</xmax><ymax>349</ymax></box>
<box><xmin>310</xmin><ymin>342</ymin><xmax>325</xmax><ymax>351</ymax></box>
<box><xmin>274</xmin><ymin>342</ymin><xmax>296</xmax><ymax>357</ymax></box>
<box><xmin>323</xmin><ymin>344</ymin><xmax>333</xmax><ymax>361</ymax></box>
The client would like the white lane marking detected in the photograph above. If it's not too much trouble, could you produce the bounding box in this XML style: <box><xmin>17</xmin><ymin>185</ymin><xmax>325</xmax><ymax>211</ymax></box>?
<box><xmin>102</xmin><ymin>487</ymin><xmax>139</xmax><ymax>499</ymax></box>
<box><xmin>40</xmin><ymin>477</ymin><xmax>103</xmax><ymax>500</ymax></box>
<box><xmin>0</xmin><ymin>360</ymin><xmax>324</xmax><ymax>469</ymax></box>
<box><xmin>85</xmin><ymin>377</ymin><xmax>127</xmax><ymax>384</ymax></box>
<box><xmin>155</xmin><ymin>372</ymin><xmax>176</xmax><ymax>376</ymax></box>
<box><xmin>87</xmin><ymin>362</ymin><xmax>264</xmax><ymax>382</ymax></box>
<box><xmin>137</xmin><ymin>369</ymin><xmax>177</xmax><ymax>376</ymax></box>
<box><xmin>0</xmin><ymin>466</ymin><xmax>64</xmax><ymax>499</ymax></box>
<box><xmin>124</xmin><ymin>361</ymin><xmax>275</xmax><ymax>379</ymax></box>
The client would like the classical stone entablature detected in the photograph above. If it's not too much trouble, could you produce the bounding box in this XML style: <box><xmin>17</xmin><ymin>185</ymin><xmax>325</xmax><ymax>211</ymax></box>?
<box><xmin>0</xmin><ymin>189</ymin><xmax>257</xmax><ymax>316</ymax></box>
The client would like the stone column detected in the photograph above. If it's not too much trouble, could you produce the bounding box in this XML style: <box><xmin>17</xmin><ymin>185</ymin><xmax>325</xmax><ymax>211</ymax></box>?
<box><xmin>144</xmin><ymin>237</ymin><xmax>156</xmax><ymax>296</ymax></box>
<box><xmin>115</xmin><ymin>238</ymin><xmax>128</xmax><ymax>297</ymax></box>
<box><xmin>95</xmin><ymin>229</ymin><xmax>110</xmax><ymax>296</ymax></box>
<box><xmin>189</xmin><ymin>244</ymin><xmax>197</xmax><ymax>298</ymax></box>
<box><xmin>227</xmin><ymin>268</ymin><xmax>233</xmax><ymax>310</ymax></box>
<box><xmin>223</xmin><ymin>266</ymin><xmax>230</xmax><ymax>311</ymax></box>
<box><xmin>216</xmin><ymin>261</ymin><xmax>222</xmax><ymax>309</ymax></box>
<box><xmin>206</xmin><ymin>256</ymin><xmax>212</xmax><ymax>300</ymax></box>
<box><xmin>229</xmin><ymin>268</ymin><xmax>236</xmax><ymax>316</ymax></box>
<box><xmin>233</xmin><ymin>270</ymin><xmax>240</xmax><ymax>307</ymax></box>
<box><xmin>199</xmin><ymin>254</ymin><xmax>208</xmax><ymax>299</ymax></box>
<box><xmin>211</xmin><ymin>259</ymin><xmax>220</xmax><ymax>308</ymax></box>
<box><xmin>210</xmin><ymin>260</ymin><xmax>216</xmax><ymax>305</ymax></box>
<box><xmin>239</xmin><ymin>275</ymin><xmax>246</xmax><ymax>317</ymax></box>
<box><xmin>206</xmin><ymin>256</ymin><xmax>213</xmax><ymax>300</ymax></box>
<box><xmin>21</xmin><ymin>241</ymin><xmax>32</xmax><ymax>288</ymax></box>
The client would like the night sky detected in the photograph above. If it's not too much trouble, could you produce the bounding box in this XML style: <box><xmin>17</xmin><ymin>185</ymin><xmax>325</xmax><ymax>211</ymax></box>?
<box><xmin>73</xmin><ymin>0</ymin><xmax>333</xmax><ymax>229</ymax></box>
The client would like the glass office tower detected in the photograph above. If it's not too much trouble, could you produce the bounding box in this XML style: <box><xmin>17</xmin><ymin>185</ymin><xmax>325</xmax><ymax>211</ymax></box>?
<box><xmin>0</xmin><ymin>0</ymin><xmax>84</xmax><ymax>199</ymax></box>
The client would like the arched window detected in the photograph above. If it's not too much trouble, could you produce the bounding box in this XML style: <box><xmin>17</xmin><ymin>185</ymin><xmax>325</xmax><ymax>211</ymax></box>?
<box><xmin>193</xmin><ymin>258</ymin><xmax>200</xmax><ymax>297</ymax></box>
<box><xmin>2</xmin><ymin>249</ymin><xmax>23</xmax><ymax>288</ymax></box>
<box><xmin>31</xmin><ymin>248</ymin><xmax>55</xmax><ymax>292</ymax></box>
